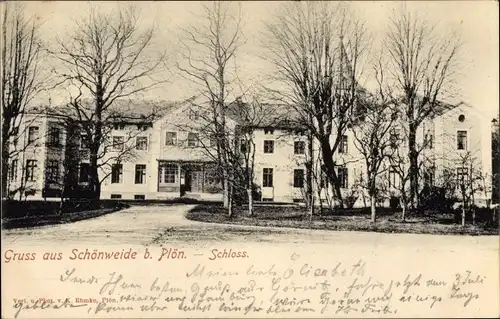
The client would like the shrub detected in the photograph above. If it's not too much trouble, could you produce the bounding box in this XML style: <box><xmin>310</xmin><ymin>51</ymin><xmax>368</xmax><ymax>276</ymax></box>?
<box><xmin>418</xmin><ymin>186</ymin><xmax>456</xmax><ymax>213</ymax></box>
<box><xmin>453</xmin><ymin>206</ymin><xmax>498</xmax><ymax>224</ymax></box>
<box><xmin>344</xmin><ymin>195</ymin><xmax>357</xmax><ymax>209</ymax></box>
<box><xmin>233</xmin><ymin>183</ymin><xmax>261</xmax><ymax>205</ymax></box>
<box><xmin>389</xmin><ymin>196</ymin><xmax>400</xmax><ymax>210</ymax></box>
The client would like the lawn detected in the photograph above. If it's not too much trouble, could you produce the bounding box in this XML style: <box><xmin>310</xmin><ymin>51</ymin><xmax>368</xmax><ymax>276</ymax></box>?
<box><xmin>1</xmin><ymin>200</ymin><xmax>129</xmax><ymax>229</ymax></box>
<box><xmin>186</xmin><ymin>204</ymin><xmax>499</xmax><ymax>236</ymax></box>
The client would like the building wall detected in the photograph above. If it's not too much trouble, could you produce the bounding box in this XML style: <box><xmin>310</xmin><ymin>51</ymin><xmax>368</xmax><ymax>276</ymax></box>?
<box><xmin>7</xmin><ymin>113</ymin><xmax>56</xmax><ymax>200</ymax></box>
<box><xmin>249</xmin><ymin>128</ymin><xmax>308</xmax><ymax>202</ymax></box>
<box><xmin>99</xmin><ymin>124</ymin><xmax>156</xmax><ymax>199</ymax></box>
<box><xmin>8</xmin><ymin>103</ymin><xmax>493</xmax><ymax>205</ymax></box>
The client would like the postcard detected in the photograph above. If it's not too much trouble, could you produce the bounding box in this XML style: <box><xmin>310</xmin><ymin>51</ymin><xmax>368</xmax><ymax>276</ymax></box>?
<box><xmin>1</xmin><ymin>1</ymin><xmax>499</xmax><ymax>318</ymax></box>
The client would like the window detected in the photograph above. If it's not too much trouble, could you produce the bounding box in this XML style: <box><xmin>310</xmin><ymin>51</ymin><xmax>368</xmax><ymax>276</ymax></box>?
<box><xmin>165</xmin><ymin>132</ymin><xmax>177</xmax><ymax>146</ymax></box>
<box><xmin>113</xmin><ymin>123</ymin><xmax>125</xmax><ymax>130</ymax></box>
<box><xmin>188</xmin><ymin>110</ymin><xmax>199</xmax><ymax>120</ymax></box>
<box><xmin>48</xmin><ymin>127</ymin><xmax>60</xmax><ymax>146</ymax></box>
<box><xmin>263</xmin><ymin>168</ymin><xmax>273</xmax><ymax>187</ymax></box>
<box><xmin>111</xmin><ymin>164</ymin><xmax>123</xmax><ymax>183</ymax></box>
<box><xmin>137</xmin><ymin>124</ymin><xmax>150</xmax><ymax>131</ymax></box>
<box><xmin>210</xmin><ymin>135</ymin><xmax>217</xmax><ymax>147</ymax></box>
<box><xmin>112</xmin><ymin>136</ymin><xmax>124</xmax><ymax>151</ymax></box>
<box><xmin>390</xmin><ymin>128</ymin><xmax>400</xmax><ymax>148</ymax></box>
<box><xmin>79</xmin><ymin>163</ymin><xmax>90</xmax><ymax>183</ymax></box>
<box><xmin>45</xmin><ymin>160</ymin><xmax>59</xmax><ymax>183</ymax></box>
<box><xmin>9</xmin><ymin>159</ymin><xmax>18</xmax><ymax>181</ymax></box>
<box><xmin>458</xmin><ymin>114</ymin><xmax>465</xmax><ymax>122</ymax></box>
<box><xmin>337</xmin><ymin>166</ymin><xmax>348</xmax><ymax>188</ymax></box>
<box><xmin>263</xmin><ymin>140</ymin><xmax>274</xmax><ymax>153</ymax></box>
<box><xmin>339</xmin><ymin>135</ymin><xmax>348</xmax><ymax>154</ymax></box>
<box><xmin>136</xmin><ymin>136</ymin><xmax>148</xmax><ymax>151</ymax></box>
<box><xmin>110</xmin><ymin>194</ymin><xmax>122</xmax><ymax>199</ymax></box>
<box><xmin>264</xmin><ymin>128</ymin><xmax>274</xmax><ymax>135</ymax></box>
<box><xmin>163</xmin><ymin>164</ymin><xmax>177</xmax><ymax>183</ymax></box>
<box><xmin>187</xmin><ymin>132</ymin><xmax>198</xmax><ymax>147</ymax></box>
<box><xmin>294</xmin><ymin>141</ymin><xmax>305</xmax><ymax>155</ymax></box>
<box><xmin>25</xmin><ymin>160</ymin><xmax>37</xmax><ymax>181</ymax></box>
<box><xmin>293</xmin><ymin>169</ymin><xmax>304</xmax><ymax>188</ymax></box>
<box><xmin>424</xmin><ymin>168</ymin><xmax>435</xmax><ymax>187</ymax></box>
<box><xmin>424</xmin><ymin>131</ymin><xmax>434</xmax><ymax>149</ymax></box>
<box><xmin>135</xmin><ymin>164</ymin><xmax>146</xmax><ymax>184</ymax></box>
<box><xmin>240</xmin><ymin>139</ymin><xmax>248</xmax><ymax>153</ymax></box>
<box><xmin>205</xmin><ymin>169</ymin><xmax>220</xmax><ymax>185</ymax></box>
<box><xmin>456</xmin><ymin>167</ymin><xmax>468</xmax><ymax>185</ymax></box>
<box><xmin>457</xmin><ymin>131</ymin><xmax>467</xmax><ymax>150</ymax></box>
<box><xmin>80</xmin><ymin>133</ymin><xmax>87</xmax><ymax>149</ymax></box>
<box><xmin>320</xmin><ymin>169</ymin><xmax>328</xmax><ymax>188</ymax></box>
<box><xmin>28</xmin><ymin>126</ymin><xmax>39</xmax><ymax>144</ymax></box>
<box><xmin>388</xmin><ymin>166</ymin><xmax>399</xmax><ymax>188</ymax></box>
<box><xmin>134</xmin><ymin>194</ymin><xmax>145</xmax><ymax>200</ymax></box>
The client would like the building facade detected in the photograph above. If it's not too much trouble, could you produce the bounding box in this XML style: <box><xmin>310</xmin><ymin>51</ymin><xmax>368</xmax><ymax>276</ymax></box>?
<box><xmin>6</xmin><ymin>100</ymin><xmax>494</xmax><ymax>207</ymax></box>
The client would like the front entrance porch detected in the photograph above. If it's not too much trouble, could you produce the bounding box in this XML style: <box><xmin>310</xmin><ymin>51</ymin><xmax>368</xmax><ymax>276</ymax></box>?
<box><xmin>157</xmin><ymin>160</ymin><xmax>222</xmax><ymax>197</ymax></box>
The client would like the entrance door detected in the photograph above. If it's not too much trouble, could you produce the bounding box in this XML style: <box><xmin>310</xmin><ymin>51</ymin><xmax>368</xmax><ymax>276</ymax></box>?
<box><xmin>184</xmin><ymin>169</ymin><xmax>192</xmax><ymax>192</ymax></box>
<box><xmin>191</xmin><ymin>171</ymin><xmax>203</xmax><ymax>193</ymax></box>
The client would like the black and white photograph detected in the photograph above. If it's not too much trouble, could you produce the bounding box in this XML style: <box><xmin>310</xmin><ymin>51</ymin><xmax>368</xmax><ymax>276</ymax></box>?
<box><xmin>1</xmin><ymin>1</ymin><xmax>499</xmax><ymax>318</ymax></box>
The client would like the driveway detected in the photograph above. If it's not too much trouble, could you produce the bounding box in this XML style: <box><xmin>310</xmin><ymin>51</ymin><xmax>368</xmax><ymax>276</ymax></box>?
<box><xmin>2</xmin><ymin>204</ymin><xmax>498</xmax><ymax>252</ymax></box>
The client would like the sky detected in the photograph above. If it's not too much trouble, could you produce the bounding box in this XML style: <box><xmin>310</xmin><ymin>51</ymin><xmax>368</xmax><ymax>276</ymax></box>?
<box><xmin>21</xmin><ymin>1</ymin><xmax>499</xmax><ymax>119</ymax></box>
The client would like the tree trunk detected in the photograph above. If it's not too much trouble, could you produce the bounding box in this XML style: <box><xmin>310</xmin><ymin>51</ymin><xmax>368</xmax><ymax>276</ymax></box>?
<box><xmin>88</xmin><ymin>150</ymin><xmax>101</xmax><ymax>200</ymax></box>
<box><xmin>309</xmin><ymin>190</ymin><xmax>315</xmax><ymax>223</ymax></box>
<box><xmin>408</xmin><ymin>126</ymin><xmax>419</xmax><ymax>208</ymax></box>
<box><xmin>320</xmin><ymin>140</ymin><xmax>343</xmax><ymax>207</ymax></box>
<box><xmin>247</xmin><ymin>188</ymin><xmax>253</xmax><ymax>216</ymax></box>
<box><xmin>370</xmin><ymin>194</ymin><xmax>376</xmax><ymax>223</ymax></box>
<box><xmin>2</xmin><ymin>124</ymin><xmax>10</xmax><ymax>198</ymax></box>
<box><xmin>223</xmin><ymin>175</ymin><xmax>229</xmax><ymax>209</ymax></box>
<box><xmin>307</xmin><ymin>133</ymin><xmax>315</xmax><ymax>215</ymax></box>
<box><xmin>401</xmin><ymin>198</ymin><xmax>407</xmax><ymax>222</ymax></box>
<box><xmin>461</xmin><ymin>205</ymin><xmax>466</xmax><ymax>227</ymax></box>
<box><xmin>227</xmin><ymin>183</ymin><xmax>233</xmax><ymax>217</ymax></box>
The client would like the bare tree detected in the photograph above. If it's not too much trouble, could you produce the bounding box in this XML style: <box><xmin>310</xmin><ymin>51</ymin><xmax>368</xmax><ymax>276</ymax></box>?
<box><xmin>384</xmin><ymin>7</ymin><xmax>462</xmax><ymax>207</ymax></box>
<box><xmin>351</xmin><ymin>59</ymin><xmax>397</xmax><ymax>223</ymax></box>
<box><xmin>264</xmin><ymin>2</ymin><xmax>368</xmax><ymax>208</ymax></box>
<box><xmin>387</xmin><ymin>135</ymin><xmax>412</xmax><ymax>221</ymax></box>
<box><xmin>492</xmin><ymin>118</ymin><xmax>500</xmax><ymax>205</ymax></box>
<box><xmin>177</xmin><ymin>1</ymin><xmax>244</xmax><ymax>215</ymax></box>
<box><xmin>444</xmin><ymin>150</ymin><xmax>488</xmax><ymax>226</ymax></box>
<box><xmin>1</xmin><ymin>3</ymin><xmax>45</xmax><ymax>197</ymax></box>
<box><xmin>50</xmin><ymin>5</ymin><xmax>169</xmax><ymax>199</ymax></box>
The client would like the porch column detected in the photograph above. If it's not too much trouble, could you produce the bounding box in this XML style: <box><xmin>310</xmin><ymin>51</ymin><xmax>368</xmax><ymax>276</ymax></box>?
<box><xmin>157</xmin><ymin>162</ymin><xmax>161</xmax><ymax>192</ymax></box>
<box><xmin>202</xmin><ymin>163</ymin><xmax>205</xmax><ymax>193</ymax></box>
<box><xmin>178</xmin><ymin>162</ymin><xmax>182</xmax><ymax>197</ymax></box>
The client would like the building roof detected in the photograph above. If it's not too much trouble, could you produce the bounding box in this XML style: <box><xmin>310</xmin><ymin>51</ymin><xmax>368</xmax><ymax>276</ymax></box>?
<box><xmin>225</xmin><ymin>99</ymin><xmax>304</xmax><ymax>130</ymax></box>
<box><xmin>26</xmin><ymin>98</ymin><xmax>185</xmax><ymax>123</ymax></box>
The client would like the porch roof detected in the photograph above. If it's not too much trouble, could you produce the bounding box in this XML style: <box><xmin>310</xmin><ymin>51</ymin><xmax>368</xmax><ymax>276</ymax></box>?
<box><xmin>156</xmin><ymin>159</ymin><xmax>216</xmax><ymax>164</ymax></box>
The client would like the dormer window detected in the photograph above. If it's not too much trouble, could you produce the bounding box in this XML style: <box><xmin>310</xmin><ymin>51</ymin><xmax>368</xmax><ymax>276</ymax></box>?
<box><xmin>137</xmin><ymin>123</ymin><xmax>150</xmax><ymax>131</ymax></box>
<box><xmin>189</xmin><ymin>110</ymin><xmax>199</xmax><ymax>120</ymax></box>
<box><xmin>264</xmin><ymin>128</ymin><xmax>274</xmax><ymax>135</ymax></box>
<box><xmin>114</xmin><ymin>123</ymin><xmax>125</xmax><ymax>130</ymax></box>
<box><xmin>295</xmin><ymin>129</ymin><xmax>305</xmax><ymax>136</ymax></box>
